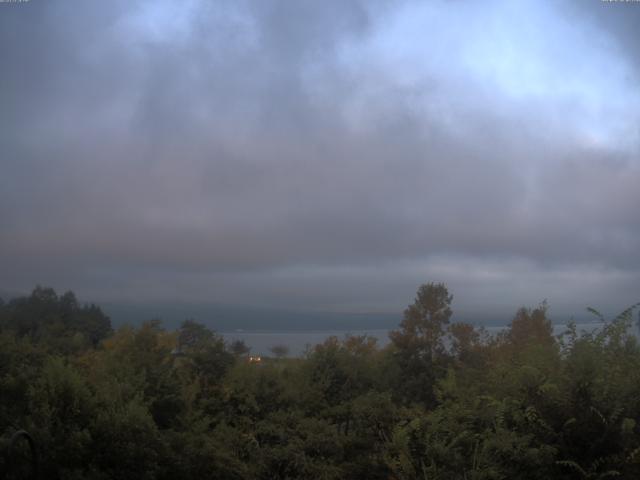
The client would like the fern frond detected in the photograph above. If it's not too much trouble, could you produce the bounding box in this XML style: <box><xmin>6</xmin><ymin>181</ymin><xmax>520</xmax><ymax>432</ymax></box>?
<box><xmin>587</xmin><ymin>307</ymin><xmax>605</xmax><ymax>322</ymax></box>
<box><xmin>613</xmin><ymin>302</ymin><xmax>640</xmax><ymax>323</ymax></box>
<box><xmin>597</xmin><ymin>470</ymin><xmax>621</xmax><ymax>479</ymax></box>
<box><xmin>556</xmin><ymin>460</ymin><xmax>587</xmax><ymax>478</ymax></box>
<box><xmin>590</xmin><ymin>406</ymin><xmax>607</xmax><ymax>425</ymax></box>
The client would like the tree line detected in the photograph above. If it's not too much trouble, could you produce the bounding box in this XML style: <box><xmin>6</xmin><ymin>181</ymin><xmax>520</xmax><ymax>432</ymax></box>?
<box><xmin>1</xmin><ymin>284</ymin><xmax>639</xmax><ymax>479</ymax></box>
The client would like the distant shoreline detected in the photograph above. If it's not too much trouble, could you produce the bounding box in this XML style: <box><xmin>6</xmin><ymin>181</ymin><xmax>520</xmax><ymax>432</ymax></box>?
<box><xmin>221</xmin><ymin>321</ymin><xmax>614</xmax><ymax>357</ymax></box>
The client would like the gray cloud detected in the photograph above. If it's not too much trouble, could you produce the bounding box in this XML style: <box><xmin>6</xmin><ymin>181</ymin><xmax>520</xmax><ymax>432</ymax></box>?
<box><xmin>566</xmin><ymin>0</ymin><xmax>640</xmax><ymax>77</ymax></box>
<box><xmin>1</xmin><ymin>0</ymin><xmax>638</xmax><ymax>320</ymax></box>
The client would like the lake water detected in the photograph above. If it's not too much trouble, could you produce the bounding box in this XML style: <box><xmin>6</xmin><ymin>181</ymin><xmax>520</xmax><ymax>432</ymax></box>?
<box><xmin>222</xmin><ymin>322</ymin><xmax>611</xmax><ymax>357</ymax></box>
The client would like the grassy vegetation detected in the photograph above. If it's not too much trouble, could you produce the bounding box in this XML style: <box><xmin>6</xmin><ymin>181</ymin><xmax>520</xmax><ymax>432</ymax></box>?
<box><xmin>1</xmin><ymin>284</ymin><xmax>639</xmax><ymax>479</ymax></box>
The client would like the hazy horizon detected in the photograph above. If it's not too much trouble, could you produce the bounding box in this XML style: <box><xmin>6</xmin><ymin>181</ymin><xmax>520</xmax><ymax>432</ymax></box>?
<box><xmin>1</xmin><ymin>285</ymin><xmax>623</xmax><ymax>333</ymax></box>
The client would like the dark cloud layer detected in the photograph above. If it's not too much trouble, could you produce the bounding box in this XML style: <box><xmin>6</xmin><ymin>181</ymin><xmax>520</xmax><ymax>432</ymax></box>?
<box><xmin>1</xmin><ymin>0</ymin><xmax>639</xmax><ymax>321</ymax></box>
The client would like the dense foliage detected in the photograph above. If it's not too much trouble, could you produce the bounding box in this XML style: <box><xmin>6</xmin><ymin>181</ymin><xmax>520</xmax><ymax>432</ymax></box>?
<box><xmin>1</xmin><ymin>284</ymin><xmax>639</xmax><ymax>479</ymax></box>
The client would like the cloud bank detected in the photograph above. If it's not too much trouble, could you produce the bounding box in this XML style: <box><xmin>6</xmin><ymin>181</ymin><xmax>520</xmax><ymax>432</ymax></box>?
<box><xmin>1</xmin><ymin>0</ymin><xmax>639</xmax><ymax>321</ymax></box>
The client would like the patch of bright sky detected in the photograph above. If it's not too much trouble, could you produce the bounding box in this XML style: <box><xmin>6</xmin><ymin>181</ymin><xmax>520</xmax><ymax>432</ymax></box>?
<box><xmin>118</xmin><ymin>0</ymin><xmax>261</xmax><ymax>53</ymax></box>
<box><xmin>115</xmin><ymin>0</ymin><xmax>639</xmax><ymax>157</ymax></box>
<box><xmin>338</xmin><ymin>0</ymin><xmax>639</xmax><ymax>153</ymax></box>
<box><xmin>118</xmin><ymin>0</ymin><xmax>202</xmax><ymax>44</ymax></box>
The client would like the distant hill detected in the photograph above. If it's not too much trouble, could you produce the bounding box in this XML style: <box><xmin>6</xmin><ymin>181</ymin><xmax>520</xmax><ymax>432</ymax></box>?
<box><xmin>99</xmin><ymin>301</ymin><xmax>532</xmax><ymax>332</ymax></box>
<box><xmin>100</xmin><ymin>301</ymin><xmax>402</xmax><ymax>332</ymax></box>
<box><xmin>3</xmin><ymin>289</ymin><xmax>606</xmax><ymax>332</ymax></box>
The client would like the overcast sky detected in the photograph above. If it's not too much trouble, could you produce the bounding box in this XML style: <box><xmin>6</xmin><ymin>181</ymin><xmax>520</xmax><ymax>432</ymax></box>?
<box><xmin>1</xmin><ymin>0</ymin><xmax>639</xmax><ymax>322</ymax></box>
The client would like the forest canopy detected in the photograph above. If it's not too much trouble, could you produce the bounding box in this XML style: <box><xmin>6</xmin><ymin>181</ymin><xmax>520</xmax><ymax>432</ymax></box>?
<box><xmin>1</xmin><ymin>284</ymin><xmax>639</xmax><ymax>479</ymax></box>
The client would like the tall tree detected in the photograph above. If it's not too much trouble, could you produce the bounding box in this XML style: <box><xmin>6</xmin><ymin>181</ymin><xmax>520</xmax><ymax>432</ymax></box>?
<box><xmin>389</xmin><ymin>282</ymin><xmax>453</xmax><ymax>406</ymax></box>
<box><xmin>507</xmin><ymin>303</ymin><xmax>553</xmax><ymax>348</ymax></box>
